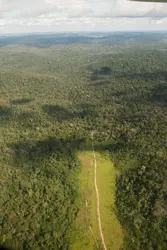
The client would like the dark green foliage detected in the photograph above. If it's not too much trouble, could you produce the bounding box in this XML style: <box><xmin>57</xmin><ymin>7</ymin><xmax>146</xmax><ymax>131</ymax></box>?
<box><xmin>0</xmin><ymin>139</ymin><xmax>80</xmax><ymax>250</ymax></box>
<box><xmin>116</xmin><ymin>164</ymin><xmax>167</xmax><ymax>249</ymax></box>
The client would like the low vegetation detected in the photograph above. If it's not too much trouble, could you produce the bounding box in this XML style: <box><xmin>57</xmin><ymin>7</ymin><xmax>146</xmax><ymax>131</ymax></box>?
<box><xmin>71</xmin><ymin>151</ymin><xmax>123</xmax><ymax>250</ymax></box>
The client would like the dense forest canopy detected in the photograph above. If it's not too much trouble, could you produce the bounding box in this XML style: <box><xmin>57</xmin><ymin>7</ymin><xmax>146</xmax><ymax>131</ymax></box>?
<box><xmin>0</xmin><ymin>32</ymin><xmax>167</xmax><ymax>249</ymax></box>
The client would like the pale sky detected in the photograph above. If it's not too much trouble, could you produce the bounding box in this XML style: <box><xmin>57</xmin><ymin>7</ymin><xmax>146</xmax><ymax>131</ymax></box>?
<box><xmin>0</xmin><ymin>0</ymin><xmax>167</xmax><ymax>33</ymax></box>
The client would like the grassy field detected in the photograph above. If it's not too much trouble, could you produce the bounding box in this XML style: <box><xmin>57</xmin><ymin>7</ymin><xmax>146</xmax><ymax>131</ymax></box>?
<box><xmin>71</xmin><ymin>151</ymin><xmax>123</xmax><ymax>250</ymax></box>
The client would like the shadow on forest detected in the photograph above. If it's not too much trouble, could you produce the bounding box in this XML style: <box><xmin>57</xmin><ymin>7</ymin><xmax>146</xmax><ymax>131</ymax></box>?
<box><xmin>151</xmin><ymin>83</ymin><xmax>167</xmax><ymax>105</ymax></box>
<box><xmin>42</xmin><ymin>104</ymin><xmax>97</xmax><ymax>121</ymax></box>
<box><xmin>17</xmin><ymin>111</ymin><xmax>42</xmax><ymax>126</ymax></box>
<box><xmin>118</xmin><ymin>70</ymin><xmax>167</xmax><ymax>81</ymax></box>
<box><xmin>0</xmin><ymin>246</ymin><xmax>13</xmax><ymax>250</ymax></box>
<box><xmin>0</xmin><ymin>106</ymin><xmax>12</xmax><ymax>123</ymax></box>
<box><xmin>11</xmin><ymin>98</ymin><xmax>33</xmax><ymax>105</ymax></box>
<box><xmin>0</xmin><ymin>105</ymin><xmax>42</xmax><ymax>127</ymax></box>
<box><xmin>8</xmin><ymin>137</ymin><xmax>84</xmax><ymax>168</ymax></box>
<box><xmin>0</xmin><ymin>102</ymin><xmax>98</xmax><ymax>127</ymax></box>
<box><xmin>89</xmin><ymin>80</ymin><xmax>111</xmax><ymax>86</ymax></box>
<box><xmin>0</xmin><ymin>106</ymin><xmax>12</xmax><ymax>117</ymax></box>
<box><xmin>89</xmin><ymin>70</ymin><xmax>167</xmax><ymax>106</ymax></box>
<box><xmin>90</xmin><ymin>66</ymin><xmax>112</xmax><ymax>81</ymax></box>
<box><xmin>42</xmin><ymin>104</ymin><xmax>72</xmax><ymax>120</ymax></box>
<box><xmin>120</xmin><ymin>82</ymin><xmax>167</xmax><ymax>106</ymax></box>
<box><xmin>81</xmin><ymin>142</ymin><xmax>113</xmax><ymax>152</ymax></box>
<box><xmin>8</xmin><ymin>136</ymin><xmax>118</xmax><ymax>170</ymax></box>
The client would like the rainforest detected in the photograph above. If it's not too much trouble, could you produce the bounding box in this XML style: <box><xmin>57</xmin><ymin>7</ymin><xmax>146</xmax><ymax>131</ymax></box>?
<box><xmin>0</xmin><ymin>32</ymin><xmax>167</xmax><ymax>250</ymax></box>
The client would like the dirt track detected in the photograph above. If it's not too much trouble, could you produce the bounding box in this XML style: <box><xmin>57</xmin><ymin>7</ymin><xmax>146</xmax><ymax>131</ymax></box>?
<box><xmin>92</xmin><ymin>138</ymin><xmax>107</xmax><ymax>250</ymax></box>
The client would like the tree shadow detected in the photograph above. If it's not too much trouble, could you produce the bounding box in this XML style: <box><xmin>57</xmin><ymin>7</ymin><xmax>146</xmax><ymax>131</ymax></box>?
<box><xmin>8</xmin><ymin>137</ymin><xmax>84</xmax><ymax>169</ymax></box>
<box><xmin>42</xmin><ymin>104</ymin><xmax>97</xmax><ymax>121</ymax></box>
<box><xmin>0</xmin><ymin>106</ymin><xmax>12</xmax><ymax>124</ymax></box>
<box><xmin>151</xmin><ymin>83</ymin><xmax>167</xmax><ymax>106</ymax></box>
<box><xmin>118</xmin><ymin>70</ymin><xmax>167</xmax><ymax>81</ymax></box>
<box><xmin>11</xmin><ymin>98</ymin><xmax>33</xmax><ymax>105</ymax></box>
<box><xmin>90</xmin><ymin>66</ymin><xmax>112</xmax><ymax>81</ymax></box>
<box><xmin>120</xmin><ymin>81</ymin><xmax>167</xmax><ymax>106</ymax></box>
<box><xmin>0</xmin><ymin>246</ymin><xmax>14</xmax><ymax>250</ymax></box>
<box><xmin>0</xmin><ymin>106</ymin><xmax>12</xmax><ymax>117</ymax></box>
<box><xmin>0</xmin><ymin>105</ymin><xmax>42</xmax><ymax>128</ymax></box>
<box><xmin>0</xmin><ymin>103</ymin><xmax>97</xmax><ymax>128</ymax></box>
<box><xmin>42</xmin><ymin>104</ymin><xmax>72</xmax><ymax>121</ymax></box>
<box><xmin>89</xmin><ymin>80</ymin><xmax>110</xmax><ymax>86</ymax></box>
<box><xmin>77</xmin><ymin>103</ymin><xmax>98</xmax><ymax>119</ymax></box>
<box><xmin>17</xmin><ymin>111</ymin><xmax>42</xmax><ymax>127</ymax></box>
<box><xmin>8</xmin><ymin>136</ymin><xmax>117</xmax><ymax>172</ymax></box>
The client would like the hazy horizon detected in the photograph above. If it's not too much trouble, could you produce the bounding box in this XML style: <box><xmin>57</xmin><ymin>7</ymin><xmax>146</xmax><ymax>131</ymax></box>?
<box><xmin>0</xmin><ymin>30</ymin><xmax>166</xmax><ymax>37</ymax></box>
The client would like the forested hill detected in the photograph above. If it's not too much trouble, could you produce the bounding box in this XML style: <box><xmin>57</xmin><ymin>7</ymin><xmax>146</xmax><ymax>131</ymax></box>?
<box><xmin>0</xmin><ymin>31</ymin><xmax>166</xmax><ymax>48</ymax></box>
<box><xmin>0</xmin><ymin>33</ymin><xmax>167</xmax><ymax>249</ymax></box>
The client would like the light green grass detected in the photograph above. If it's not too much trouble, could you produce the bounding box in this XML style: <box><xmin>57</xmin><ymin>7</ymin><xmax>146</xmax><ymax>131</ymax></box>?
<box><xmin>71</xmin><ymin>151</ymin><xmax>123</xmax><ymax>250</ymax></box>
<box><xmin>97</xmin><ymin>152</ymin><xmax>123</xmax><ymax>249</ymax></box>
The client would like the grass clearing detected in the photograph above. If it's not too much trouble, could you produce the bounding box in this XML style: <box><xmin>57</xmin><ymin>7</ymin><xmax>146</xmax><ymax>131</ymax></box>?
<box><xmin>71</xmin><ymin>151</ymin><xmax>123</xmax><ymax>250</ymax></box>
